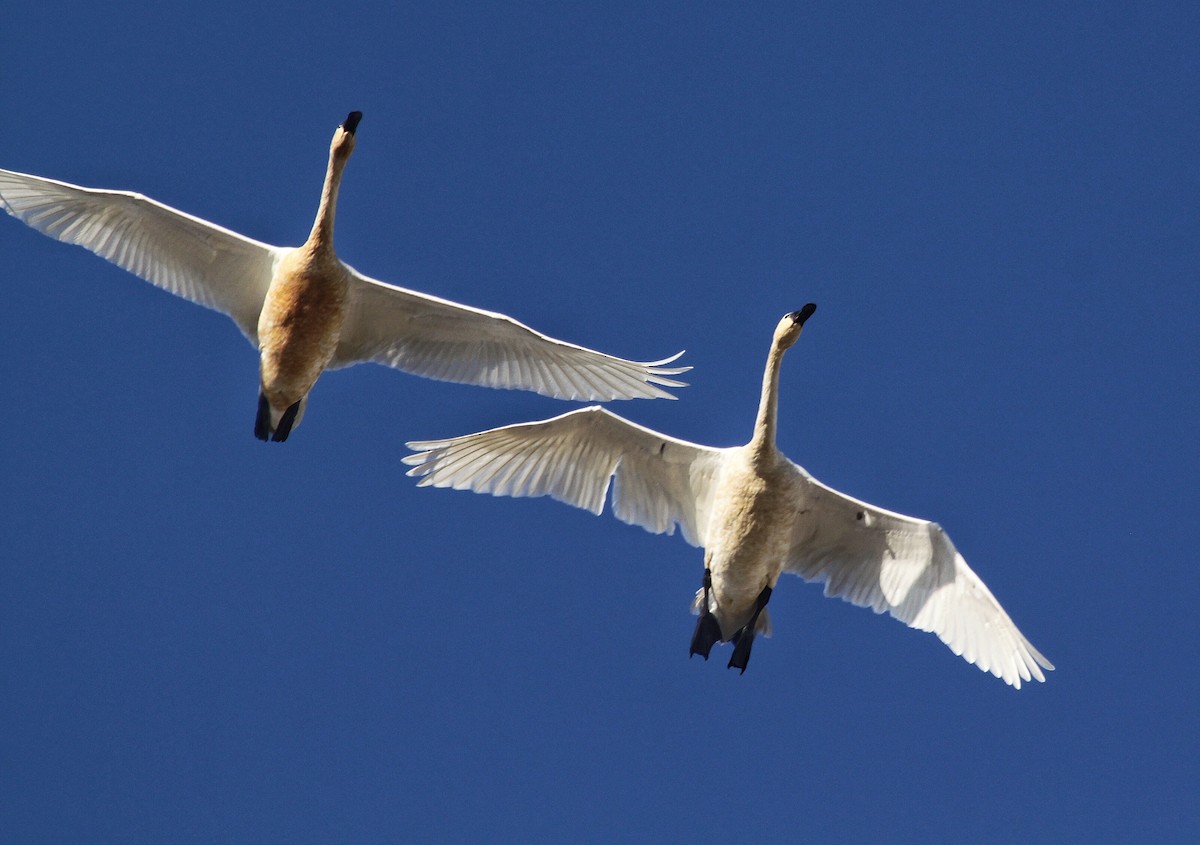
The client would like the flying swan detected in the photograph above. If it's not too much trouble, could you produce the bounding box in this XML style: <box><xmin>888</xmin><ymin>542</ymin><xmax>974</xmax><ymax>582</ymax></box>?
<box><xmin>0</xmin><ymin>112</ymin><xmax>687</xmax><ymax>441</ymax></box>
<box><xmin>405</xmin><ymin>305</ymin><xmax>1053</xmax><ymax>687</ymax></box>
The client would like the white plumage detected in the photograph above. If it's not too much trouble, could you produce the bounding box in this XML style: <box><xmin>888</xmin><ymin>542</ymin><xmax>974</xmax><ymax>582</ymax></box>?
<box><xmin>406</xmin><ymin>307</ymin><xmax>1053</xmax><ymax>687</ymax></box>
<box><xmin>0</xmin><ymin>113</ymin><xmax>687</xmax><ymax>440</ymax></box>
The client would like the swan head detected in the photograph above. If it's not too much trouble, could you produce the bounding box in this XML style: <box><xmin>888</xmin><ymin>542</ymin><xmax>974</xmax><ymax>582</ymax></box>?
<box><xmin>775</xmin><ymin>303</ymin><xmax>816</xmax><ymax>349</ymax></box>
<box><xmin>331</xmin><ymin>111</ymin><xmax>362</xmax><ymax>160</ymax></box>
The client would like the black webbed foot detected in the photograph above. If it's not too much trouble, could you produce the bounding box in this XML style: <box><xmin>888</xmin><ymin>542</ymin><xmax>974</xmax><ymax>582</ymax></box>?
<box><xmin>727</xmin><ymin>627</ymin><xmax>755</xmax><ymax>674</ymax></box>
<box><xmin>271</xmin><ymin>400</ymin><xmax>301</xmax><ymax>442</ymax></box>
<box><xmin>689</xmin><ymin>568</ymin><xmax>723</xmax><ymax>659</ymax></box>
<box><xmin>690</xmin><ymin>612</ymin><xmax>723</xmax><ymax>660</ymax></box>
<box><xmin>254</xmin><ymin>392</ymin><xmax>271</xmax><ymax>441</ymax></box>
<box><xmin>726</xmin><ymin>584</ymin><xmax>773</xmax><ymax>675</ymax></box>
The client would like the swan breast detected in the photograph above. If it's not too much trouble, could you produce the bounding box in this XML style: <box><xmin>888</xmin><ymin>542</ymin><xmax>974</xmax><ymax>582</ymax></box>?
<box><xmin>257</xmin><ymin>247</ymin><xmax>351</xmax><ymax>404</ymax></box>
<box><xmin>705</xmin><ymin>450</ymin><xmax>803</xmax><ymax>622</ymax></box>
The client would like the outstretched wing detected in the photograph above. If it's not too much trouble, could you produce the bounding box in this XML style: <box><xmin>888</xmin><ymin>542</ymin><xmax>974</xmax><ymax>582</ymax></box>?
<box><xmin>332</xmin><ymin>271</ymin><xmax>689</xmax><ymax>401</ymax></box>
<box><xmin>404</xmin><ymin>406</ymin><xmax>727</xmax><ymax>546</ymax></box>
<box><xmin>0</xmin><ymin>167</ymin><xmax>281</xmax><ymax>343</ymax></box>
<box><xmin>785</xmin><ymin>464</ymin><xmax>1053</xmax><ymax>688</ymax></box>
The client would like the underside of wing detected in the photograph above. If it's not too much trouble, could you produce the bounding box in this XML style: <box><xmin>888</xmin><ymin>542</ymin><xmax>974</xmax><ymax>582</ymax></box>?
<box><xmin>404</xmin><ymin>406</ymin><xmax>726</xmax><ymax>546</ymax></box>
<box><xmin>0</xmin><ymin>168</ymin><xmax>281</xmax><ymax>343</ymax></box>
<box><xmin>784</xmin><ymin>465</ymin><xmax>1053</xmax><ymax>688</ymax></box>
<box><xmin>332</xmin><ymin>272</ymin><xmax>689</xmax><ymax>400</ymax></box>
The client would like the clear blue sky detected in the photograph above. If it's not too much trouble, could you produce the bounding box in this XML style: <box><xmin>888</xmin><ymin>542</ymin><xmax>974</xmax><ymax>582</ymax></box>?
<box><xmin>1</xmin><ymin>2</ymin><xmax>1196</xmax><ymax>842</ymax></box>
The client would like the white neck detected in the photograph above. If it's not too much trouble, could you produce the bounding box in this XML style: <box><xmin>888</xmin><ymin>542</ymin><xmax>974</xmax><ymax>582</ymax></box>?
<box><xmin>750</xmin><ymin>339</ymin><xmax>787</xmax><ymax>457</ymax></box>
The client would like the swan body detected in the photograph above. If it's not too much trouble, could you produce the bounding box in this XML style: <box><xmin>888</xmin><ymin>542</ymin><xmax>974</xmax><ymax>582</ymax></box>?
<box><xmin>405</xmin><ymin>306</ymin><xmax>1053</xmax><ymax>687</ymax></box>
<box><xmin>701</xmin><ymin>446</ymin><xmax>798</xmax><ymax>640</ymax></box>
<box><xmin>0</xmin><ymin>112</ymin><xmax>687</xmax><ymax>441</ymax></box>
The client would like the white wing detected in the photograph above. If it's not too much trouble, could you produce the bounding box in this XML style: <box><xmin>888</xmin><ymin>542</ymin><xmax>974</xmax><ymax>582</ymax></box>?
<box><xmin>0</xmin><ymin>168</ymin><xmax>281</xmax><ymax>343</ymax></box>
<box><xmin>785</xmin><ymin>464</ymin><xmax>1053</xmax><ymax>688</ymax></box>
<box><xmin>332</xmin><ymin>271</ymin><xmax>689</xmax><ymax>400</ymax></box>
<box><xmin>405</xmin><ymin>406</ymin><xmax>728</xmax><ymax>546</ymax></box>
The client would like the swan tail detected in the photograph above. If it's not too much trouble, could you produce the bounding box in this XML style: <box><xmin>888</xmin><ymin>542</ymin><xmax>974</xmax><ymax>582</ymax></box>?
<box><xmin>756</xmin><ymin>607</ymin><xmax>772</xmax><ymax>638</ymax></box>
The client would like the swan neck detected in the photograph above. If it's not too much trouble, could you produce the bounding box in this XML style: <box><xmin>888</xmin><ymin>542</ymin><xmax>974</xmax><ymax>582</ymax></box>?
<box><xmin>750</xmin><ymin>340</ymin><xmax>786</xmax><ymax>455</ymax></box>
<box><xmin>308</xmin><ymin>147</ymin><xmax>349</xmax><ymax>248</ymax></box>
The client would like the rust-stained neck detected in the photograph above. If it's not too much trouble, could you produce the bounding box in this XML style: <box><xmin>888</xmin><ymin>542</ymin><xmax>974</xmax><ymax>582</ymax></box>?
<box><xmin>305</xmin><ymin>123</ymin><xmax>357</xmax><ymax>249</ymax></box>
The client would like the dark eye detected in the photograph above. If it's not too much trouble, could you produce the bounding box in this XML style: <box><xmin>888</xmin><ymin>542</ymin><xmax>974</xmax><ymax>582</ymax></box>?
<box><xmin>856</xmin><ymin>511</ymin><xmax>864</xmax><ymax>521</ymax></box>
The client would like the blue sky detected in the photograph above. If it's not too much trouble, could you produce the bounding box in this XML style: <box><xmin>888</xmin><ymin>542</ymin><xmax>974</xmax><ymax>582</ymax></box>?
<box><xmin>1</xmin><ymin>2</ymin><xmax>1196</xmax><ymax>841</ymax></box>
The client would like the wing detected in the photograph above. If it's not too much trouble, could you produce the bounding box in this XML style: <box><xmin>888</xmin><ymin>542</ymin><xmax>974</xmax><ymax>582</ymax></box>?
<box><xmin>404</xmin><ymin>406</ymin><xmax>728</xmax><ymax>547</ymax></box>
<box><xmin>784</xmin><ymin>464</ymin><xmax>1053</xmax><ymax>688</ymax></box>
<box><xmin>331</xmin><ymin>271</ymin><xmax>689</xmax><ymax>400</ymax></box>
<box><xmin>0</xmin><ymin>167</ymin><xmax>281</xmax><ymax>343</ymax></box>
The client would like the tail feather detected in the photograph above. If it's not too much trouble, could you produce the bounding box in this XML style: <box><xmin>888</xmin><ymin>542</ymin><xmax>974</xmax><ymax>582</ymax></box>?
<box><xmin>756</xmin><ymin>607</ymin><xmax>772</xmax><ymax>639</ymax></box>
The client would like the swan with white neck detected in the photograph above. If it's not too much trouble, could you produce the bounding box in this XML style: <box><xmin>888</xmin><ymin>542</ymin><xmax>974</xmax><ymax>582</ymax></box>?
<box><xmin>405</xmin><ymin>305</ymin><xmax>1053</xmax><ymax>686</ymax></box>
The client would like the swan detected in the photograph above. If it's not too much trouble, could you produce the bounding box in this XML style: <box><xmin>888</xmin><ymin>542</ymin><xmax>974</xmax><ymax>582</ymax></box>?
<box><xmin>0</xmin><ymin>112</ymin><xmax>687</xmax><ymax>442</ymax></box>
<box><xmin>404</xmin><ymin>305</ymin><xmax>1053</xmax><ymax>686</ymax></box>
